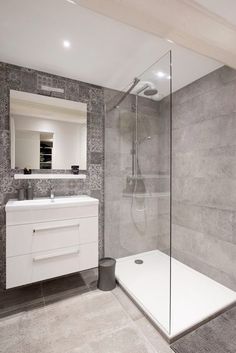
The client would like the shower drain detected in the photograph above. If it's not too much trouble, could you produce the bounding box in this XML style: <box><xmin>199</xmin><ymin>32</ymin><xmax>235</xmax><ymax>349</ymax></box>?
<box><xmin>134</xmin><ymin>259</ymin><xmax>143</xmax><ymax>264</ymax></box>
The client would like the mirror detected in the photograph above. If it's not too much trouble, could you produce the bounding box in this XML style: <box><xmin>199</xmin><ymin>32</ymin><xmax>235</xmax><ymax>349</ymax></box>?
<box><xmin>10</xmin><ymin>90</ymin><xmax>87</xmax><ymax>170</ymax></box>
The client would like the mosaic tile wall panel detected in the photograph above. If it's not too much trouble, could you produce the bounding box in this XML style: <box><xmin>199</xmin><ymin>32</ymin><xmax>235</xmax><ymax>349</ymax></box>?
<box><xmin>0</xmin><ymin>62</ymin><xmax>105</xmax><ymax>288</ymax></box>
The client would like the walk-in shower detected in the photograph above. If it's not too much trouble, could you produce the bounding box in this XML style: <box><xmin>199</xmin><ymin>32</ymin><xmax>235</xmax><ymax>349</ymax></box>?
<box><xmin>104</xmin><ymin>51</ymin><xmax>236</xmax><ymax>342</ymax></box>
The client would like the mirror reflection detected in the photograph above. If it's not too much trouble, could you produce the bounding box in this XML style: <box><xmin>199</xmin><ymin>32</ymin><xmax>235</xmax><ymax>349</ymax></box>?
<box><xmin>10</xmin><ymin>90</ymin><xmax>87</xmax><ymax>170</ymax></box>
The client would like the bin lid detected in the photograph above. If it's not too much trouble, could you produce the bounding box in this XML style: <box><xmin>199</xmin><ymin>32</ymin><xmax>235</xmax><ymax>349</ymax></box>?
<box><xmin>99</xmin><ymin>257</ymin><xmax>116</xmax><ymax>267</ymax></box>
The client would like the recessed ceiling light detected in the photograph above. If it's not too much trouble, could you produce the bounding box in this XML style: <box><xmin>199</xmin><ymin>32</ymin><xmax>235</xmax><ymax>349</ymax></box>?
<box><xmin>156</xmin><ymin>71</ymin><xmax>165</xmax><ymax>78</ymax></box>
<box><xmin>66</xmin><ymin>0</ymin><xmax>77</xmax><ymax>4</ymax></box>
<box><xmin>63</xmin><ymin>40</ymin><xmax>71</xmax><ymax>49</ymax></box>
<box><xmin>166</xmin><ymin>38</ymin><xmax>174</xmax><ymax>44</ymax></box>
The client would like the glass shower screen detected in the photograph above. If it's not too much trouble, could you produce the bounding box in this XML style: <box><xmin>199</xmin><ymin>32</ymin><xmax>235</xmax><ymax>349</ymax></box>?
<box><xmin>104</xmin><ymin>51</ymin><xmax>172</xmax><ymax>337</ymax></box>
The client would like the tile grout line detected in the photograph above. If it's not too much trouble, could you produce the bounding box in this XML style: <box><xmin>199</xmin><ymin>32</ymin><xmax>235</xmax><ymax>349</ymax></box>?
<box><xmin>111</xmin><ymin>289</ymin><xmax>161</xmax><ymax>353</ymax></box>
<box><xmin>41</xmin><ymin>282</ymin><xmax>46</xmax><ymax>307</ymax></box>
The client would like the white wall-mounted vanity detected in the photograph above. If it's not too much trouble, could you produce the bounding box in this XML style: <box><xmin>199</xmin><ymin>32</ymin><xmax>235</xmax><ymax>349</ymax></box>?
<box><xmin>5</xmin><ymin>196</ymin><xmax>99</xmax><ymax>289</ymax></box>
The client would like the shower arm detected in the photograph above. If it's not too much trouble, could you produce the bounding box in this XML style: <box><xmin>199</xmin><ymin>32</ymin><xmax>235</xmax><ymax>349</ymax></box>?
<box><xmin>107</xmin><ymin>77</ymin><xmax>140</xmax><ymax>112</ymax></box>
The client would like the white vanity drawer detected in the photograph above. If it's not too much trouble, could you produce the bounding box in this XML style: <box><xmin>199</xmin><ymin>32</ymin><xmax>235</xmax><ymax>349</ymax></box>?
<box><xmin>6</xmin><ymin>204</ymin><xmax>98</xmax><ymax>226</ymax></box>
<box><xmin>6</xmin><ymin>242</ymin><xmax>98</xmax><ymax>289</ymax></box>
<box><xmin>7</xmin><ymin>217</ymin><xmax>98</xmax><ymax>257</ymax></box>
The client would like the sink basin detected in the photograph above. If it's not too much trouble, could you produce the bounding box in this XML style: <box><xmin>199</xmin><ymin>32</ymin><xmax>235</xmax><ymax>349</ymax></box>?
<box><xmin>6</xmin><ymin>195</ymin><xmax>99</xmax><ymax>211</ymax></box>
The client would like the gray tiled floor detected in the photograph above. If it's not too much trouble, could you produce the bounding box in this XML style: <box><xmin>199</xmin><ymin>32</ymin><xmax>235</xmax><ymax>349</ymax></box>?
<box><xmin>0</xmin><ymin>271</ymin><xmax>91</xmax><ymax>317</ymax></box>
<box><xmin>0</xmin><ymin>270</ymin><xmax>171</xmax><ymax>353</ymax></box>
<box><xmin>1</xmin><ymin>270</ymin><xmax>234</xmax><ymax>353</ymax></box>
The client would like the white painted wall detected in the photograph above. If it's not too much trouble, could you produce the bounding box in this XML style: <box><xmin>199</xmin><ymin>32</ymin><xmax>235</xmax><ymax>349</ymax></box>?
<box><xmin>13</xmin><ymin>115</ymin><xmax>87</xmax><ymax>170</ymax></box>
<box><xmin>15</xmin><ymin>130</ymin><xmax>40</xmax><ymax>169</ymax></box>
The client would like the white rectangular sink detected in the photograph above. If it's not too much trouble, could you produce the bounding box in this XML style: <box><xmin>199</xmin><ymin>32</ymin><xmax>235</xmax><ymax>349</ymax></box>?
<box><xmin>6</xmin><ymin>195</ymin><xmax>99</xmax><ymax>211</ymax></box>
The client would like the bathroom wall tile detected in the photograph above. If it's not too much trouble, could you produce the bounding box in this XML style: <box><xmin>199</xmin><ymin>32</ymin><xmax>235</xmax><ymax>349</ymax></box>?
<box><xmin>170</xmin><ymin>66</ymin><xmax>236</xmax><ymax>289</ymax></box>
<box><xmin>78</xmin><ymin>83</ymin><xmax>91</xmax><ymax>102</ymax></box>
<box><xmin>105</xmin><ymin>127</ymin><xmax>121</xmax><ymax>155</ymax></box>
<box><xmin>0</xmin><ymin>62</ymin><xmax>6</xmax><ymax>80</ymax></box>
<box><xmin>36</xmin><ymin>73</ymin><xmax>66</xmax><ymax>98</ymax></box>
<box><xmin>105</xmin><ymin>176</ymin><xmax>123</xmax><ymax>201</ymax></box>
<box><xmin>137</xmin><ymin>113</ymin><xmax>160</xmax><ymax>137</ymax></box>
<box><xmin>104</xmin><ymin>152</ymin><xmax>122</xmax><ymax>177</ymax></box>
<box><xmin>0</xmin><ymin>62</ymin><xmax>105</xmax><ymax>287</ymax></box>
<box><xmin>90</xmin><ymin>152</ymin><xmax>103</xmax><ymax>164</ymax></box>
<box><xmin>137</xmin><ymin>95</ymin><xmax>159</xmax><ymax>115</ymax></box>
<box><xmin>105</xmin><ymin>200</ymin><xmax>121</xmax><ymax>225</ymax></box>
<box><xmin>218</xmin><ymin>65</ymin><xmax>236</xmax><ymax>84</ymax></box>
<box><xmin>89</xmin><ymin>112</ymin><xmax>104</xmax><ymax>130</ymax></box>
<box><xmin>173</xmin><ymin>145</ymin><xmax>236</xmax><ymax>180</ymax></box>
<box><xmin>104</xmin><ymin>87</ymin><xmax>133</xmax><ymax>113</ymax></box>
<box><xmin>157</xmin><ymin>197</ymin><xmax>170</xmax><ymax>217</ymax></box>
<box><xmin>172</xmin><ymin>65</ymin><xmax>236</xmax><ymax>107</ymax></box>
<box><xmin>20</xmin><ymin>68</ymin><xmax>36</xmax><ymax>93</ymax></box>
<box><xmin>0</xmin><ymin>130</ymin><xmax>10</xmax><ymax>174</ymax></box>
<box><xmin>172</xmin><ymin>224</ymin><xmax>236</xmax><ymax>285</ymax></box>
<box><xmin>84</xmin><ymin>87</ymin><xmax>104</xmax><ymax>115</ymax></box>
<box><xmin>104</xmin><ymin>220</ymin><xmax>122</xmax><ymax>258</ymax></box>
<box><xmin>118</xmin><ymin>220</ymin><xmax>158</xmax><ymax>256</ymax></box>
<box><xmin>88</xmin><ymin>136</ymin><xmax>103</xmax><ymax>153</ymax></box>
<box><xmin>0</xmin><ymin>82</ymin><xmax>9</xmax><ymax>131</ymax></box>
<box><xmin>172</xmin><ymin>247</ymin><xmax>236</xmax><ymax>291</ymax></box>
<box><xmin>119</xmin><ymin>196</ymin><xmax>159</xmax><ymax>221</ymax></box>
<box><xmin>174</xmin><ymin>82</ymin><xmax>236</xmax><ymax>131</ymax></box>
<box><xmin>173</xmin><ymin>176</ymin><xmax>236</xmax><ymax>210</ymax></box>
<box><xmin>157</xmin><ymin>233</ymin><xmax>171</xmax><ymax>253</ymax></box>
<box><xmin>104</xmin><ymin>105</ymin><xmax>120</xmax><ymax>129</ymax></box>
<box><xmin>157</xmin><ymin>214</ymin><xmax>170</xmax><ymax>238</ymax></box>
<box><xmin>104</xmin><ymin>87</ymin><xmax>170</xmax><ymax>258</ymax></box>
<box><xmin>65</xmin><ymin>80</ymin><xmax>81</xmax><ymax>101</ymax></box>
<box><xmin>0</xmin><ymin>207</ymin><xmax>5</xmax><ymax>228</ymax></box>
<box><xmin>173</xmin><ymin>113</ymin><xmax>236</xmax><ymax>154</ymax></box>
<box><xmin>172</xmin><ymin>201</ymin><xmax>235</xmax><ymax>244</ymax></box>
<box><xmin>89</xmin><ymin>164</ymin><xmax>103</xmax><ymax>190</ymax></box>
<box><xmin>6</xmin><ymin>65</ymin><xmax>22</xmax><ymax>90</ymax></box>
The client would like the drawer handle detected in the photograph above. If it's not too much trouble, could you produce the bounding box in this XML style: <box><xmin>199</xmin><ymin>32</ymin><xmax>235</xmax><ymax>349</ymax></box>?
<box><xmin>33</xmin><ymin>223</ymin><xmax>80</xmax><ymax>234</ymax></box>
<box><xmin>33</xmin><ymin>248</ymin><xmax>79</xmax><ymax>262</ymax></box>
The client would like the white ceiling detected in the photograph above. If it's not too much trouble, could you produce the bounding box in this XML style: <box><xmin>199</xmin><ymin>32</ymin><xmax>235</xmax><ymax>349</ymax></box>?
<box><xmin>0</xmin><ymin>0</ymin><xmax>222</xmax><ymax>94</ymax></box>
<box><xmin>194</xmin><ymin>0</ymin><xmax>236</xmax><ymax>27</ymax></box>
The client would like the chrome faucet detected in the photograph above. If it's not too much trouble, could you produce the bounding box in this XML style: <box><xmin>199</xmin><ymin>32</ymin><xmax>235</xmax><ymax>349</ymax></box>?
<box><xmin>50</xmin><ymin>187</ymin><xmax>55</xmax><ymax>200</ymax></box>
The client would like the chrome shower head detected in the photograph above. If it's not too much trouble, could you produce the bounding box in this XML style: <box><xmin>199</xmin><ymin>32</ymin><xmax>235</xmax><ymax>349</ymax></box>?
<box><xmin>136</xmin><ymin>84</ymin><xmax>158</xmax><ymax>97</ymax></box>
<box><xmin>136</xmin><ymin>84</ymin><xmax>150</xmax><ymax>95</ymax></box>
<box><xmin>143</xmin><ymin>88</ymin><xmax>158</xmax><ymax>96</ymax></box>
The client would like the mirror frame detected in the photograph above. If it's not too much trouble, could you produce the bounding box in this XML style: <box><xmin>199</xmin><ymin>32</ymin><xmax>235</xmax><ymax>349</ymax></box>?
<box><xmin>10</xmin><ymin>89</ymin><xmax>88</xmax><ymax>175</ymax></box>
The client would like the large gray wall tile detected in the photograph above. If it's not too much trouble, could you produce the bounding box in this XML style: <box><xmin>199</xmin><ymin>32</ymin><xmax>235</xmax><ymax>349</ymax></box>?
<box><xmin>104</xmin><ymin>89</ymin><xmax>171</xmax><ymax>259</ymax></box>
<box><xmin>171</xmin><ymin>65</ymin><xmax>236</xmax><ymax>290</ymax></box>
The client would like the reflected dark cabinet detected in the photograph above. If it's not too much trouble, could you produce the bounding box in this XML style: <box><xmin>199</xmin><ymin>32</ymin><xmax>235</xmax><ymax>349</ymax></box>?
<box><xmin>40</xmin><ymin>140</ymin><xmax>53</xmax><ymax>169</ymax></box>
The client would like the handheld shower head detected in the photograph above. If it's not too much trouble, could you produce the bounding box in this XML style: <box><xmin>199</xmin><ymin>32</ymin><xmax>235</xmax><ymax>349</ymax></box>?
<box><xmin>138</xmin><ymin>136</ymin><xmax>152</xmax><ymax>145</ymax></box>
